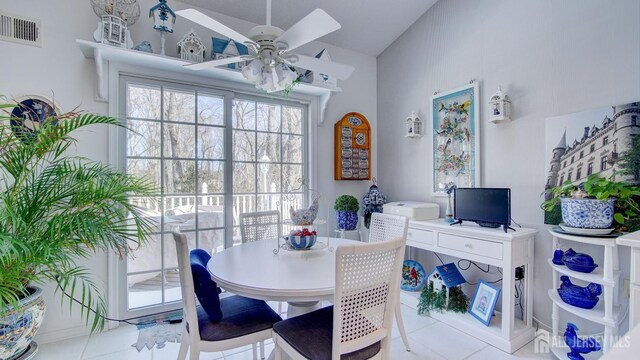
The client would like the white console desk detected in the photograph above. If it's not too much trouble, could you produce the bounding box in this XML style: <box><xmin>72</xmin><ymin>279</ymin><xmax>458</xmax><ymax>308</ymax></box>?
<box><xmin>401</xmin><ymin>219</ymin><xmax>537</xmax><ymax>353</ymax></box>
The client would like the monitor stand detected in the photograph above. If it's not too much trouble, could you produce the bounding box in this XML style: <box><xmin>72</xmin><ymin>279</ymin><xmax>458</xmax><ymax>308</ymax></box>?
<box><xmin>449</xmin><ymin>220</ymin><xmax>515</xmax><ymax>233</ymax></box>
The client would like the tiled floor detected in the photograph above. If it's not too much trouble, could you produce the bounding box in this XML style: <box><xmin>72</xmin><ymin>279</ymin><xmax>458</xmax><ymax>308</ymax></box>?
<box><xmin>34</xmin><ymin>304</ymin><xmax>552</xmax><ymax>360</ymax></box>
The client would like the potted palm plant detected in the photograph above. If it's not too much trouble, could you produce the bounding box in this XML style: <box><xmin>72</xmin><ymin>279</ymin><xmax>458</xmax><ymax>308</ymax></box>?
<box><xmin>542</xmin><ymin>174</ymin><xmax>640</xmax><ymax>231</ymax></box>
<box><xmin>334</xmin><ymin>195</ymin><xmax>359</xmax><ymax>230</ymax></box>
<box><xmin>0</xmin><ymin>98</ymin><xmax>154</xmax><ymax>360</ymax></box>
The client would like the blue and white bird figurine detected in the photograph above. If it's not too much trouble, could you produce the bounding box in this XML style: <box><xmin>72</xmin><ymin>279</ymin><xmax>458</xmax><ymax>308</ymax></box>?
<box><xmin>290</xmin><ymin>198</ymin><xmax>319</xmax><ymax>225</ymax></box>
<box><xmin>133</xmin><ymin>41</ymin><xmax>153</xmax><ymax>53</ymax></box>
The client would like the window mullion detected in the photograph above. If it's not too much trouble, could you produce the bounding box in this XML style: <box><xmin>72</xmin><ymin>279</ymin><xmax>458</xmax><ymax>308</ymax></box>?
<box><xmin>159</xmin><ymin>84</ymin><xmax>166</xmax><ymax>305</ymax></box>
<box><xmin>223</xmin><ymin>92</ymin><xmax>235</xmax><ymax>248</ymax></box>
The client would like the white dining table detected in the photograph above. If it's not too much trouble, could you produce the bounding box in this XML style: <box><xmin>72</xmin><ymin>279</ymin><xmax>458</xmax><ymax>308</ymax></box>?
<box><xmin>207</xmin><ymin>237</ymin><xmax>361</xmax><ymax>317</ymax></box>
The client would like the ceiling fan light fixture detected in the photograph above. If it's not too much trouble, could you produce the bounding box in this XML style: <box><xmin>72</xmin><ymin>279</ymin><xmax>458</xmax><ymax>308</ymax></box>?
<box><xmin>242</xmin><ymin>59</ymin><xmax>264</xmax><ymax>83</ymax></box>
<box><xmin>274</xmin><ymin>62</ymin><xmax>298</xmax><ymax>87</ymax></box>
<box><xmin>242</xmin><ymin>59</ymin><xmax>297</xmax><ymax>93</ymax></box>
<box><xmin>257</xmin><ymin>69</ymin><xmax>278</xmax><ymax>92</ymax></box>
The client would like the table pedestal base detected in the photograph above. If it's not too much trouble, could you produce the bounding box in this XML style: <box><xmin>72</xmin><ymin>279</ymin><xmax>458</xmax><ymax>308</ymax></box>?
<box><xmin>286</xmin><ymin>301</ymin><xmax>321</xmax><ymax>318</ymax></box>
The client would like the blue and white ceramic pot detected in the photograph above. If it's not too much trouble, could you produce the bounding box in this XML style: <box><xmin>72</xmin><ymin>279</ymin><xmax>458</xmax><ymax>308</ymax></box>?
<box><xmin>560</xmin><ymin>198</ymin><xmax>615</xmax><ymax>229</ymax></box>
<box><xmin>336</xmin><ymin>211</ymin><xmax>358</xmax><ymax>230</ymax></box>
<box><xmin>0</xmin><ymin>286</ymin><xmax>45</xmax><ymax>360</ymax></box>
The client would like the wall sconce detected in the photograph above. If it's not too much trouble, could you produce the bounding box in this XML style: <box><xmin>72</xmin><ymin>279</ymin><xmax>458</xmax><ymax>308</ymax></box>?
<box><xmin>406</xmin><ymin>111</ymin><xmax>422</xmax><ymax>138</ymax></box>
<box><xmin>489</xmin><ymin>86</ymin><xmax>512</xmax><ymax>124</ymax></box>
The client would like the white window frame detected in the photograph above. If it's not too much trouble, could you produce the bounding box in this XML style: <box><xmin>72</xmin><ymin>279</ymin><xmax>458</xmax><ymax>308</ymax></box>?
<box><xmin>106</xmin><ymin>62</ymin><xmax>318</xmax><ymax>323</ymax></box>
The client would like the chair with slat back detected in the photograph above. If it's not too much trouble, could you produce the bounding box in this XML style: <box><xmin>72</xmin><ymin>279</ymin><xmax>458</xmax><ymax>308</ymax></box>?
<box><xmin>239</xmin><ymin>210</ymin><xmax>281</xmax><ymax>243</ymax></box>
<box><xmin>367</xmin><ymin>212</ymin><xmax>411</xmax><ymax>352</ymax></box>
<box><xmin>173</xmin><ymin>230</ymin><xmax>282</xmax><ymax>360</ymax></box>
<box><xmin>272</xmin><ymin>237</ymin><xmax>406</xmax><ymax>360</ymax></box>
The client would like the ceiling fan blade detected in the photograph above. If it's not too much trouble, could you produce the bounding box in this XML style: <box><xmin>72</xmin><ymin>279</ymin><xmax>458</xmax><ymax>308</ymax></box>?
<box><xmin>176</xmin><ymin>9</ymin><xmax>255</xmax><ymax>47</ymax></box>
<box><xmin>275</xmin><ymin>9</ymin><xmax>340</xmax><ymax>52</ymax></box>
<box><xmin>184</xmin><ymin>56</ymin><xmax>247</xmax><ymax>71</ymax></box>
<box><xmin>288</xmin><ymin>54</ymin><xmax>354</xmax><ymax>80</ymax></box>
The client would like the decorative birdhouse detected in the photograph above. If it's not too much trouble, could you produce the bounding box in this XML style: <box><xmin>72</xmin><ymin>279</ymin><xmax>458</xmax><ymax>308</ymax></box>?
<box><xmin>406</xmin><ymin>111</ymin><xmax>422</xmax><ymax>138</ymax></box>
<box><xmin>301</xmin><ymin>49</ymin><xmax>337</xmax><ymax>88</ymax></box>
<box><xmin>427</xmin><ymin>263</ymin><xmax>466</xmax><ymax>305</ymax></box>
<box><xmin>177</xmin><ymin>29</ymin><xmax>206</xmax><ymax>63</ymax></box>
<box><xmin>212</xmin><ymin>38</ymin><xmax>249</xmax><ymax>70</ymax></box>
<box><xmin>149</xmin><ymin>0</ymin><xmax>176</xmax><ymax>55</ymax></box>
<box><xmin>489</xmin><ymin>86</ymin><xmax>512</xmax><ymax>124</ymax></box>
<box><xmin>149</xmin><ymin>0</ymin><xmax>176</xmax><ymax>33</ymax></box>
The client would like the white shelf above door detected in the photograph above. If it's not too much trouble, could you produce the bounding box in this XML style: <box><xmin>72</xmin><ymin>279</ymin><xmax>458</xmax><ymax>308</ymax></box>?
<box><xmin>76</xmin><ymin>39</ymin><xmax>339</xmax><ymax>124</ymax></box>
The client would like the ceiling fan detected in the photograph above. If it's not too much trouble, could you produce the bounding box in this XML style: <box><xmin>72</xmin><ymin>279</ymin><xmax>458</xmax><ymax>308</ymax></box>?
<box><xmin>176</xmin><ymin>0</ymin><xmax>355</xmax><ymax>92</ymax></box>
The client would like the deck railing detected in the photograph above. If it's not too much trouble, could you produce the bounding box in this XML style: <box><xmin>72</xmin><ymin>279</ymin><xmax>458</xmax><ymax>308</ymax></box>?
<box><xmin>129</xmin><ymin>194</ymin><xmax>302</xmax><ymax>224</ymax></box>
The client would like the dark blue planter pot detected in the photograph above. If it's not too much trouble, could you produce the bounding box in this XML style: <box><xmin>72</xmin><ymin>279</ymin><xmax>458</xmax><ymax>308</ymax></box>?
<box><xmin>336</xmin><ymin>211</ymin><xmax>358</xmax><ymax>230</ymax></box>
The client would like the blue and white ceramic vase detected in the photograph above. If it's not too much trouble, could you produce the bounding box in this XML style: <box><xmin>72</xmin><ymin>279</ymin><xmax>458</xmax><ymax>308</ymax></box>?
<box><xmin>560</xmin><ymin>197</ymin><xmax>615</xmax><ymax>228</ymax></box>
<box><xmin>336</xmin><ymin>211</ymin><xmax>358</xmax><ymax>230</ymax></box>
<box><xmin>0</xmin><ymin>286</ymin><xmax>45</xmax><ymax>360</ymax></box>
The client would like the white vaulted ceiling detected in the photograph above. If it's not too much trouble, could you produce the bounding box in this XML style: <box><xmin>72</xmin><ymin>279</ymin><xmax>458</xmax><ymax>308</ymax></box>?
<box><xmin>180</xmin><ymin>0</ymin><xmax>439</xmax><ymax>57</ymax></box>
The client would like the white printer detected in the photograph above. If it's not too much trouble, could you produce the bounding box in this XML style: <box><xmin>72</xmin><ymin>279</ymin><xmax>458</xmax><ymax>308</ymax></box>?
<box><xmin>383</xmin><ymin>201</ymin><xmax>440</xmax><ymax>221</ymax></box>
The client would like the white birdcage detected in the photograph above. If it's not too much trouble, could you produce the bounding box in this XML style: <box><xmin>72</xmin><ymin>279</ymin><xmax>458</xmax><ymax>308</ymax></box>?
<box><xmin>91</xmin><ymin>0</ymin><xmax>139</xmax><ymax>48</ymax></box>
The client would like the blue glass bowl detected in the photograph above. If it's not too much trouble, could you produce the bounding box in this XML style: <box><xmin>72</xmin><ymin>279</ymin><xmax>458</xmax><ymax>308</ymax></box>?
<box><xmin>562</xmin><ymin>248</ymin><xmax>598</xmax><ymax>273</ymax></box>
<box><xmin>563</xmin><ymin>259</ymin><xmax>598</xmax><ymax>273</ymax></box>
<box><xmin>558</xmin><ymin>289</ymin><xmax>599</xmax><ymax>309</ymax></box>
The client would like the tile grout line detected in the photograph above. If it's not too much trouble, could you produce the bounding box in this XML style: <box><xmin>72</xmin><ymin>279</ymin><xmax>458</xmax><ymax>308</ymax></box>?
<box><xmin>460</xmin><ymin>344</ymin><xmax>489</xmax><ymax>360</ymax></box>
<box><xmin>78</xmin><ymin>334</ymin><xmax>91</xmax><ymax>360</ymax></box>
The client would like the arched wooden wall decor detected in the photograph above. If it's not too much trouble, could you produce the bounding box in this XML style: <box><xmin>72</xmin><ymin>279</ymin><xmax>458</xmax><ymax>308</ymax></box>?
<box><xmin>334</xmin><ymin>112</ymin><xmax>371</xmax><ymax>180</ymax></box>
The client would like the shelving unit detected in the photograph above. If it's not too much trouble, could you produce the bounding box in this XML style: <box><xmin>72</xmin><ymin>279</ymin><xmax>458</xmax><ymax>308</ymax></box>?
<box><xmin>548</xmin><ymin>229</ymin><xmax>621</xmax><ymax>356</ymax></box>
<box><xmin>400</xmin><ymin>290</ymin><xmax>531</xmax><ymax>348</ymax></box>
<box><xmin>401</xmin><ymin>220</ymin><xmax>537</xmax><ymax>353</ymax></box>
<box><xmin>616</xmin><ymin>231</ymin><xmax>640</xmax><ymax>330</ymax></box>
<box><xmin>76</xmin><ymin>39</ymin><xmax>339</xmax><ymax>124</ymax></box>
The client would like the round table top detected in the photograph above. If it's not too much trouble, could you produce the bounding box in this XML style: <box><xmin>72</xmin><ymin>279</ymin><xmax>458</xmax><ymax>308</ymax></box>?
<box><xmin>207</xmin><ymin>237</ymin><xmax>361</xmax><ymax>302</ymax></box>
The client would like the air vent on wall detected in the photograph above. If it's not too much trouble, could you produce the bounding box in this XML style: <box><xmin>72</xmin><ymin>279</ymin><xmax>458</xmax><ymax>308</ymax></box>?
<box><xmin>0</xmin><ymin>11</ymin><xmax>41</xmax><ymax>47</ymax></box>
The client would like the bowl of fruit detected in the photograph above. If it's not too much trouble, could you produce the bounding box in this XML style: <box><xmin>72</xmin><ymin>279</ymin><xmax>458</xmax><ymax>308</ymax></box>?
<box><xmin>288</xmin><ymin>228</ymin><xmax>317</xmax><ymax>249</ymax></box>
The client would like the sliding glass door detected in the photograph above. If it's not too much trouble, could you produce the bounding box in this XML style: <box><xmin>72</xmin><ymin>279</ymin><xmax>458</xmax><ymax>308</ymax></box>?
<box><xmin>118</xmin><ymin>76</ymin><xmax>307</xmax><ymax>317</ymax></box>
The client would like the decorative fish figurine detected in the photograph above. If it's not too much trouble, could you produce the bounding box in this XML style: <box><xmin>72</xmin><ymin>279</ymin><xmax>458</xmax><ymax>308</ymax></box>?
<box><xmin>290</xmin><ymin>198</ymin><xmax>319</xmax><ymax>225</ymax></box>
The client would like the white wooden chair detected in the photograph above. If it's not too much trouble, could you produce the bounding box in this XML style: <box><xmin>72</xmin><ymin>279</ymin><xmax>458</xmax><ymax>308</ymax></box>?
<box><xmin>272</xmin><ymin>237</ymin><xmax>406</xmax><ymax>360</ymax></box>
<box><xmin>367</xmin><ymin>212</ymin><xmax>411</xmax><ymax>351</ymax></box>
<box><xmin>239</xmin><ymin>210</ymin><xmax>281</xmax><ymax>243</ymax></box>
<box><xmin>239</xmin><ymin>210</ymin><xmax>285</xmax><ymax>314</ymax></box>
<box><xmin>173</xmin><ymin>230</ymin><xmax>281</xmax><ymax>360</ymax></box>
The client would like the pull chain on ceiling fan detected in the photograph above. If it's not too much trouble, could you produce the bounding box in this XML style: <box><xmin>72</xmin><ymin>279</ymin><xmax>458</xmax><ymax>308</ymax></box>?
<box><xmin>176</xmin><ymin>0</ymin><xmax>354</xmax><ymax>92</ymax></box>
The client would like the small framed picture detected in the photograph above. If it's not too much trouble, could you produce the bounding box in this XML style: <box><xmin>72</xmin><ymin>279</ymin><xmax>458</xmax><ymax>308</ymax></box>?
<box><xmin>469</xmin><ymin>280</ymin><xmax>501</xmax><ymax>326</ymax></box>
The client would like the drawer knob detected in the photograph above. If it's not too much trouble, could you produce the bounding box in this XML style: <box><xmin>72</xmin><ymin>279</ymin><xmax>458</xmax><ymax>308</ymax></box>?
<box><xmin>465</xmin><ymin>243</ymin><xmax>473</xmax><ymax>248</ymax></box>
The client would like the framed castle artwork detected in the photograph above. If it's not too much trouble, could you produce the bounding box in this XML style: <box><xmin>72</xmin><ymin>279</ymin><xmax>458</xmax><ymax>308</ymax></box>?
<box><xmin>431</xmin><ymin>82</ymin><xmax>480</xmax><ymax>195</ymax></box>
<box><xmin>544</xmin><ymin>101</ymin><xmax>640</xmax><ymax>224</ymax></box>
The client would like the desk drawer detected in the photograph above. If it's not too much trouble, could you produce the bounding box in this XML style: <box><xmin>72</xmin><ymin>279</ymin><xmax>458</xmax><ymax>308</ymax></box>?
<box><xmin>438</xmin><ymin>233</ymin><xmax>503</xmax><ymax>260</ymax></box>
<box><xmin>407</xmin><ymin>228</ymin><xmax>434</xmax><ymax>245</ymax></box>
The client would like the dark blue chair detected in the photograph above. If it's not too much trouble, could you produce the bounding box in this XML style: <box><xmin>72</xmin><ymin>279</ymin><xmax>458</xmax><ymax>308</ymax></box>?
<box><xmin>173</xmin><ymin>230</ymin><xmax>281</xmax><ymax>360</ymax></box>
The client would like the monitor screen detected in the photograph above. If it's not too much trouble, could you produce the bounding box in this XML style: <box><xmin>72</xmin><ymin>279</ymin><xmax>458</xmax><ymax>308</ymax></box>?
<box><xmin>453</xmin><ymin>188</ymin><xmax>511</xmax><ymax>226</ymax></box>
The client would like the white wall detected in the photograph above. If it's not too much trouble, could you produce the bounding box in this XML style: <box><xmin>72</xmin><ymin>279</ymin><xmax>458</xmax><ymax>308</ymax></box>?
<box><xmin>0</xmin><ymin>0</ymin><xmax>376</xmax><ymax>341</ymax></box>
<box><xmin>377</xmin><ymin>0</ymin><xmax>640</xmax><ymax>331</ymax></box>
